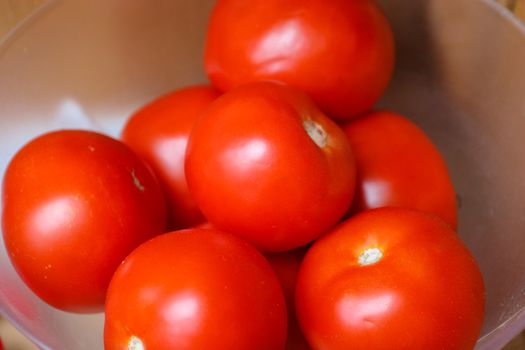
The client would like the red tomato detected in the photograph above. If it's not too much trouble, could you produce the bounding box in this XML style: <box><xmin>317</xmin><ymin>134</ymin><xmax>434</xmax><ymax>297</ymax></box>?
<box><xmin>198</xmin><ymin>214</ymin><xmax>311</xmax><ymax>350</ymax></box>
<box><xmin>266</xmin><ymin>248</ymin><xmax>311</xmax><ymax>350</ymax></box>
<box><xmin>104</xmin><ymin>229</ymin><xmax>287</xmax><ymax>350</ymax></box>
<box><xmin>342</xmin><ymin>111</ymin><xmax>458</xmax><ymax>228</ymax></box>
<box><xmin>2</xmin><ymin>130</ymin><xmax>166</xmax><ymax>312</ymax></box>
<box><xmin>296</xmin><ymin>208</ymin><xmax>485</xmax><ymax>350</ymax></box>
<box><xmin>121</xmin><ymin>85</ymin><xmax>220</xmax><ymax>230</ymax></box>
<box><xmin>204</xmin><ymin>0</ymin><xmax>395</xmax><ymax>120</ymax></box>
<box><xmin>200</xmin><ymin>221</ymin><xmax>309</xmax><ymax>349</ymax></box>
<box><xmin>185</xmin><ymin>81</ymin><xmax>356</xmax><ymax>252</ymax></box>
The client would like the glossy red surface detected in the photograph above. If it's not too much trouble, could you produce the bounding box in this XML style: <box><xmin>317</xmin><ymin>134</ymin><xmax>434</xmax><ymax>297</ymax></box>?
<box><xmin>342</xmin><ymin>111</ymin><xmax>458</xmax><ymax>229</ymax></box>
<box><xmin>121</xmin><ymin>85</ymin><xmax>220</xmax><ymax>229</ymax></box>
<box><xmin>296</xmin><ymin>208</ymin><xmax>485</xmax><ymax>350</ymax></box>
<box><xmin>205</xmin><ymin>0</ymin><xmax>395</xmax><ymax>119</ymax></box>
<box><xmin>2</xmin><ymin>130</ymin><xmax>167</xmax><ymax>312</ymax></box>
<box><xmin>104</xmin><ymin>229</ymin><xmax>287</xmax><ymax>350</ymax></box>
<box><xmin>185</xmin><ymin>81</ymin><xmax>356</xmax><ymax>252</ymax></box>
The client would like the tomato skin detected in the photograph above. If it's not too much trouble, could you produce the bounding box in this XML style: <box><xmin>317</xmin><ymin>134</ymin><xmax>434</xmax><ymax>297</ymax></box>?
<box><xmin>121</xmin><ymin>85</ymin><xmax>221</xmax><ymax>230</ymax></box>
<box><xmin>296</xmin><ymin>208</ymin><xmax>485</xmax><ymax>350</ymax></box>
<box><xmin>342</xmin><ymin>111</ymin><xmax>458</xmax><ymax>229</ymax></box>
<box><xmin>185</xmin><ymin>81</ymin><xmax>356</xmax><ymax>252</ymax></box>
<box><xmin>104</xmin><ymin>229</ymin><xmax>287</xmax><ymax>350</ymax></box>
<box><xmin>266</xmin><ymin>248</ymin><xmax>311</xmax><ymax>350</ymax></box>
<box><xmin>205</xmin><ymin>0</ymin><xmax>395</xmax><ymax>120</ymax></box>
<box><xmin>2</xmin><ymin>130</ymin><xmax>167</xmax><ymax>312</ymax></box>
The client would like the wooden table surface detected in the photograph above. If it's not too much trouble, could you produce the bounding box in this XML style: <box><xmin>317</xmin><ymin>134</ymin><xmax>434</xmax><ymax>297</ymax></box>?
<box><xmin>0</xmin><ymin>0</ymin><xmax>525</xmax><ymax>349</ymax></box>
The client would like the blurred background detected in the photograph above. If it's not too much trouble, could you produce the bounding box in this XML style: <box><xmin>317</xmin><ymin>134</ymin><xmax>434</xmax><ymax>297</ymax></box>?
<box><xmin>0</xmin><ymin>0</ymin><xmax>524</xmax><ymax>349</ymax></box>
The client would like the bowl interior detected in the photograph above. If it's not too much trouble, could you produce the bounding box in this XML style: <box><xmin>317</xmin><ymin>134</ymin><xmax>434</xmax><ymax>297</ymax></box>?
<box><xmin>1</xmin><ymin>0</ymin><xmax>525</xmax><ymax>349</ymax></box>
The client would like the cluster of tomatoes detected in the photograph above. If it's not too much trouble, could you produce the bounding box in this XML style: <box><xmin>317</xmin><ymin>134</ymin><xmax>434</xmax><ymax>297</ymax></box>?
<box><xmin>2</xmin><ymin>0</ymin><xmax>485</xmax><ymax>349</ymax></box>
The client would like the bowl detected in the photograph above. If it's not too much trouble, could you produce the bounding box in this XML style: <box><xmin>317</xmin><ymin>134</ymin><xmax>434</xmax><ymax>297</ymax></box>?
<box><xmin>1</xmin><ymin>0</ymin><xmax>525</xmax><ymax>349</ymax></box>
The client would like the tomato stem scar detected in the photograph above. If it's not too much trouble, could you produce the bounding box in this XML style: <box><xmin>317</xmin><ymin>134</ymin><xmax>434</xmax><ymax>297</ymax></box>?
<box><xmin>303</xmin><ymin>120</ymin><xmax>327</xmax><ymax>148</ymax></box>
<box><xmin>358</xmin><ymin>248</ymin><xmax>383</xmax><ymax>266</ymax></box>
<box><xmin>131</xmin><ymin>170</ymin><xmax>145</xmax><ymax>192</ymax></box>
<box><xmin>128</xmin><ymin>336</ymin><xmax>144</xmax><ymax>350</ymax></box>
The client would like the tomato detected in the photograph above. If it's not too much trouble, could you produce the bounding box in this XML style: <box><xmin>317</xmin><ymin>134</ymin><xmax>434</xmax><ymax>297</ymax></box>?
<box><xmin>342</xmin><ymin>111</ymin><xmax>458</xmax><ymax>228</ymax></box>
<box><xmin>204</xmin><ymin>0</ymin><xmax>395</xmax><ymax>120</ymax></box>
<box><xmin>198</xmin><ymin>214</ymin><xmax>312</xmax><ymax>350</ymax></box>
<box><xmin>2</xmin><ymin>130</ymin><xmax>167</xmax><ymax>312</ymax></box>
<box><xmin>198</xmin><ymin>222</ymin><xmax>310</xmax><ymax>349</ymax></box>
<box><xmin>121</xmin><ymin>85</ymin><xmax>220</xmax><ymax>230</ymax></box>
<box><xmin>104</xmin><ymin>228</ymin><xmax>287</xmax><ymax>350</ymax></box>
<box><xmin>185</xmin><ymin>81</ymin><xmax>356</xmax><ymax>252</ymax></box>
<box><xmin>266</xmin><ymin>248</ymin><xmax>311</xmax><ymax>350</ymax></box>
<box><xmin>296</xmin><ymin>208</ymin><xmax>485</xmax><ymax>350</ymax></box>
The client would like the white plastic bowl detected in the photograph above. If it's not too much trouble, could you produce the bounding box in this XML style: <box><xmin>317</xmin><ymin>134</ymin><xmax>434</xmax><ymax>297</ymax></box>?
<box><xmin>1</xmin><ymin>0</ymin><xmax>525</xmax><ymax>349</ymax></box>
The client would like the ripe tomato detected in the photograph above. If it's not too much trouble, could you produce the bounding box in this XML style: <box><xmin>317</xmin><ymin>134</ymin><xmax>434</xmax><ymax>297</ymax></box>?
<box><xmin>185</xmin><ymin>81</ymin><xmax>356</xmax><ymax>252</ymax></box>
<box><xmin>342</xmin><ymin>111</ymin><xmax>458</xmax><ymax>228</ymax></box>
<box><xmin>104</xmin><ymin>228</ymin><xmax>287</xmax><ymax>350</ymax></box>
<box><xmin>2</xmin><ymin>130</ymin><xmax>166</xmax><ymax>312</ymax></box>
<box><xmin>204</xmin><ymin>0</ymin><xmax>395</xmax><ymax>120</ymax></box>
<box><xmin>198</xmin><ymin>220</ymin><xmax>309</xmax><ymax>349</ymax></box>
<box><xmin>296</xmin><ymin>208</ymin><xmax>485</xmax><ymax>350</ymax></box>
<box><xmin>266</xmin><ymin>248</ymin><xmax>311</xmax><ymax>350</ymax></box>
<box><xmin>121</xmin><ymin>85</ymin><xmax>220</xmax><ymax>229</ymax></box>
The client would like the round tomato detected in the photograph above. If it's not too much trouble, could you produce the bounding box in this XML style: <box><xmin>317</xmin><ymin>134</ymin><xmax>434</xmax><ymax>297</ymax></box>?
<box><xmin>204</xmin><ymin>0</ymin><xmax>395</xmax><ymax>120</ymax></box>
<box><xmin>2</xmin><ymin>130</ymin><xmax>167</xmax><ymax>312</ymax></box>
<box><xmin>121</xmin><ymin>85</ymin><xmax>220</xmax><ymax>229</ymax></box>
<box><xmin>185</xmin><ymin>81</ymin><xmax>356</xmax><ymax>252</ymax></box>
<box><xmin>266</xmin><ymin>248</ymin><xmax>311</xmax><ymax>350</ymax></box>
<box><xmin>104</xmin><ymin>228</ymin><xmax>287</xmax><ymax>350</ymax></box>
<box><xmin>342</xmin><ymin>111</ymin><xmax>458</xmax><ymax>228</ymax></box>
<box><xmin>296</xmin><ymin>208</ymin><xmax>485</xmax><ymax>350</ymax></box>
